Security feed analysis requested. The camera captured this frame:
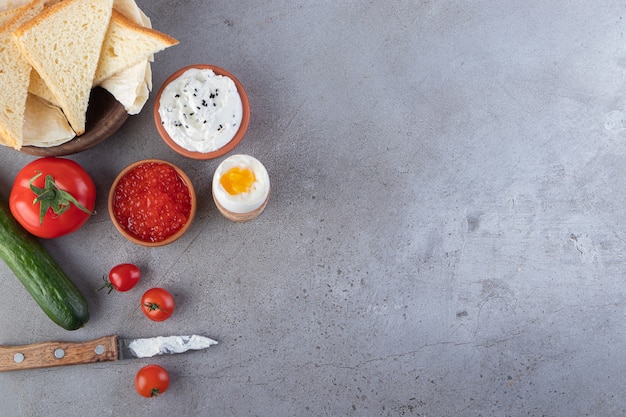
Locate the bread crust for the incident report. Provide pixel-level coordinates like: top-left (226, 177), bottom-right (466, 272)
top-left (12, 0), bottom-right (115, 135)
top-left (110, 9), bottom-right (178, 47)
top-left (10, 0), bottom-right (64, 36)
top-left (93, 9), bottom-right (178, 85)
top-left (0, 0), bottom-right (44, 149)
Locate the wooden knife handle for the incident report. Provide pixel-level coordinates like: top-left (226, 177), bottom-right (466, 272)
top-left (0, 335), bottom-right (119, 372)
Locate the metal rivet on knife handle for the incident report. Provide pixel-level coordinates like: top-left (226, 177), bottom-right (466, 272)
top-left (94, 345), bottom-right (105, 355)
top-left (54, 349), bottom-right (65, 359)
top-left (13, 353), bottom-right (24, 363)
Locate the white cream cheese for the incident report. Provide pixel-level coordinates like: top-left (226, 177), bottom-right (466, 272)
top-left (158, 68), bottom-right (243, 153)
top-left (128, 335), bottom-right (218, 358)
top-left (212, 154), bottom-right (270, 214)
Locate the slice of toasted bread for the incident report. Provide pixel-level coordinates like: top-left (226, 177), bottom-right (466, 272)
top-left (0, 0), bottom-right (43, 149)
top-left (12, 0), bottom-right (114, 135)
top-left (93, 9), bottom-right (178, 86)
top-left (100, 0), bottom-right (154, 115)
top-left (27, 1), bottom-right (177, 117)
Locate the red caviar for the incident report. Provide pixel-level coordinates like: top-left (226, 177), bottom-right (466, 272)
top-left (113, 162), bottom-right (192, 243)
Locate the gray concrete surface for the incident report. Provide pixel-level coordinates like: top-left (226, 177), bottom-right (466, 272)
top-left (0, 0), bottom-right (625, 415)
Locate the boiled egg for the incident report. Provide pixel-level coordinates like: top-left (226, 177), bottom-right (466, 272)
top-left (212, 154), bottom-right (270, 215)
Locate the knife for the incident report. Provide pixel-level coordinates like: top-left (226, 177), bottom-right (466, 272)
top-left (0, 335), bottom-right (217, 372)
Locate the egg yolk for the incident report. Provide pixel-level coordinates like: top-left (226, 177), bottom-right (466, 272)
top-left (220, 166), bottom-right (256, 195)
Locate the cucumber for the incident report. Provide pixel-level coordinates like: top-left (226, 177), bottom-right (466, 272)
top-left (0, 200), bottom-right (89, 330)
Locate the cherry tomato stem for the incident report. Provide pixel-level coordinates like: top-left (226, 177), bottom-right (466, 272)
top-left (141, 288), bottom-right (175, 321)
top-left (144, 302), bottom-right (169, 313)
top-left (135, 364), bottom-right (170, 398)
top-left (98, 275), bottom-right (116, 294)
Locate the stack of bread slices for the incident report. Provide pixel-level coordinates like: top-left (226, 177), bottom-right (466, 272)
top-left (0, 0), bottom-right (178, 150)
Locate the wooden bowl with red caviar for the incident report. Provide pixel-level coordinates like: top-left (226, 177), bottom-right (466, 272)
top-left (153, 64), bottom-right (250, 160)
top-left (108, 159), bottom-right (197, 246)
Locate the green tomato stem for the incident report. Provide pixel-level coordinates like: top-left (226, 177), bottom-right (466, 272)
top-left (97, 276), bottom-right (115, 294)
top-left (29, 173), bottom-right (95, 225)
top-left (144, 302), bottom-right (168, 313)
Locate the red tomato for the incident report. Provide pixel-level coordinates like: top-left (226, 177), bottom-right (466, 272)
top-left (9, 157), bottom-right (96, 238)
top-left (135, 364), bottom-right (170, 398)
top-left (141, 288), bottom-right (175, 321)
top-left (100, 263), bottom-right (141, 293)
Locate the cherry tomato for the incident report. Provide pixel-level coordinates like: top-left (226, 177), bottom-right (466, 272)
top-left (100, 263), bottom-right (141, 293)
top-left (135, 364), bottom-right (170, 398)
top-left (9, 157), bottom-right (96, 238)
top-left (141, 288), bottom-right (175, 321)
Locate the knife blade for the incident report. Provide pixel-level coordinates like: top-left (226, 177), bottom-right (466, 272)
top-left (0, 335), bottom-right (217, 372)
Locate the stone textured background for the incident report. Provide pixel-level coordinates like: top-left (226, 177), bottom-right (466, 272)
top-left (0, 1), bottom-right (625, 415)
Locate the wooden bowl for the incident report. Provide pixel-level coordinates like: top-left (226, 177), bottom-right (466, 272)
top-left (154, 64), bottom-right (250, 160)
top-left (20, 87), bottom-right (129, 156)
top-left (108, 159), bottom-right (197, 247)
